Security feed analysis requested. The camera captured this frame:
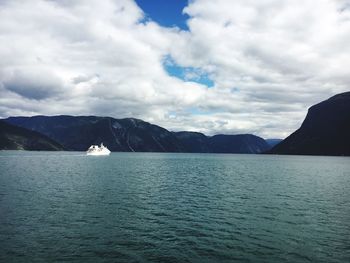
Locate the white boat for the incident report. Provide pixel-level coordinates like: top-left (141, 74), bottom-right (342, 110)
top-left (86, 143), bottom-right (111, 156)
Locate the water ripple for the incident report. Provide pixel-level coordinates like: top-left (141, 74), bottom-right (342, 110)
top-left (0, 152), bottom-right (349, 262)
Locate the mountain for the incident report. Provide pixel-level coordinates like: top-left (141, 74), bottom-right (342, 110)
top-left (208, 134), bottom-right (270, 154)
top-left (4, 115), bottom-right (269, 153)
top-left (173, 132), bottom-right (269, 153)
top-left (4, 116), bottom-right (184, 152)
top-left (268, 92), bottom-right (350, 156)
top-left (0, 120), bottom-right (64, 151)
top-left (265, 139), bottom-right (283, 148)
top-left (173, 131), bottom-right (211, 153)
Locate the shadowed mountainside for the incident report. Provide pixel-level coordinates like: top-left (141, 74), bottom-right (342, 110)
top-left (5, 116), bottom-right (183, 152)
top-left (208, 134), bottom-right (269, 154)
top-left (0, 120), bottom-right (64, 150)
top-left (4, 115), bottom-right (270, 153)
top-left (173, 132), bottom-right (269, 154)
top-left (265, 139), bottom-right (283, 148)
top-left (173, 131), bottom-right (211, 153)
top-left (268, 92), bottom-right (350, 156)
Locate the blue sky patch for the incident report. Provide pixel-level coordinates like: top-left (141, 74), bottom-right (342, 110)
top-left (135, 0), bottom-right (190, 30)
top-left (163, 56), bottom-right (214, 88)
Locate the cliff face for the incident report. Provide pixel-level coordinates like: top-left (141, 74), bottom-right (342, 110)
top-left (5, 116), bottom-right (269, 153)
top-left (269, 92), bottom-right (350, 156)
top-left (0, 120), bottom-right (64, 151)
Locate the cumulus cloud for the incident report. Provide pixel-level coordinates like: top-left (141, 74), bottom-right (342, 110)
top-left (181, 0), bottom-right (350, 90)
top-left (3, 69), bottom-right (63, 100)
top-left (0, 0), bottom-right (349, 138)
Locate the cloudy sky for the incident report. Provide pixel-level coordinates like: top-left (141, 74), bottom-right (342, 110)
top-left (0, 0), bottom-right (349, 138)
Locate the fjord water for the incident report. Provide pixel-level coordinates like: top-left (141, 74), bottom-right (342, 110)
top-left (0, 152), bottom-right (349, 262)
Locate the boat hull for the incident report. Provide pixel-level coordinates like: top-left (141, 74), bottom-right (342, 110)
top-left (86, 151), bottom-right (110, 156)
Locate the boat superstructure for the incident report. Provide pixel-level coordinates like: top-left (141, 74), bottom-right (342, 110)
top-left (86, 143), bottom-right (111, 156)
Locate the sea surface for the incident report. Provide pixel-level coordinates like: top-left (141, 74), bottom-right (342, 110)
top-left (0, 151), bottom-right (349, 262)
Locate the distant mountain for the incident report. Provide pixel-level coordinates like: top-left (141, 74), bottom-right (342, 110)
top-left (174, 132), bottom-right (269, 153)
top-left (265, 139), bottom-right (283, 148)
top-left (208, 134), bottom-right (270, 154)
top-left (173, 131), bottom-right (211, 153)
top-left (5, 116), bottom-right (184, 152)
top-left (4, 115), bottom-right (269, 153)
top-left (0, 120), bottom-right (64, 151)
top-left (268, 92), bottom-right (350, 156)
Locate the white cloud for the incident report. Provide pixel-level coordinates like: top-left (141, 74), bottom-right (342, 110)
top-left (3, 68), bottom-right (63, 100)
top-left (0, 0), bottom-right (349, 138)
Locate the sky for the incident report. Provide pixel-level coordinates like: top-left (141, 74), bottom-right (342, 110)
top-left (0, 0), bottom-right (349, 139)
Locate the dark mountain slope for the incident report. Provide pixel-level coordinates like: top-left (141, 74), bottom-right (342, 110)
top-left (5, 116), bottom-right (184, 152)
top-left (208, 134), bottom-right (270, 154)
top-left (174, 132), bottom-right (269, 154)
top-left (5, 115), bottom-right (270, 153)
top-left (269, 92), bottom-right (350, 156)
top-left (173, 131), bottom-right (211, 153)
top-left (0, 120), bottom-right (64, 150)
top-left (265, 139), bottom-right (283, 148)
